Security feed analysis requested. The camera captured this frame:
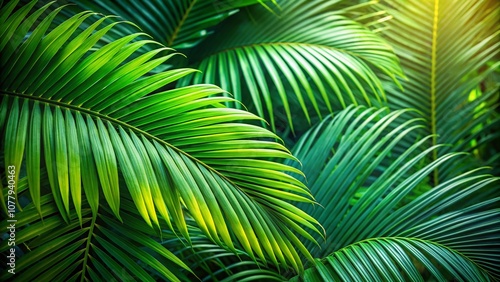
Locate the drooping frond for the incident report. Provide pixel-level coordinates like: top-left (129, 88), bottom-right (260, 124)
top-left (0, 1), bottom-right (321, 277)
top-left (179, 0), bottom-right (403, 132)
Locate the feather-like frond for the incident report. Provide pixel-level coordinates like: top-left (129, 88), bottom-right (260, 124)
top-left (0, 1), bottom-right (321, 278)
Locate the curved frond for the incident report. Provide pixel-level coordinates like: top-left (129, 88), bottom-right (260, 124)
top-left (295, 237), bottom-right (493, 282)
top-left (0, 0), bottom-right (320, 275)
top-left (61, 0), bottom-right (274, 50)
top-left (180, 0), bottom-right (403, 132)
top-left (288, 106), bottom-right (499, 280)
top-left (379, 0), bottom-right (500, 181)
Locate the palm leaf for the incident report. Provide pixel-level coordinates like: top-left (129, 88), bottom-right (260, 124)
top-left (179, 0), bottom-right (404, 133)
top-left (379, 0), bottom-right (500, 182)
top-left (0, 0), bottom-right (321, 275)
top-left (288, 106), bottom-right (499, 280)
top-left (56, 0), bottom-right (275, 50)
top-left (0, 176), bottom-right (192, 281)
top-left (294, 236), bottom-right (495, 282)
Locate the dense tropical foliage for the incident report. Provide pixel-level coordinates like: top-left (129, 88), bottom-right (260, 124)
top-left (0, 0), bottom-right (498, 281)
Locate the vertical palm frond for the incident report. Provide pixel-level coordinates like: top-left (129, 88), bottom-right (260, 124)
top-left (380, 0), bottom-right (500, 181)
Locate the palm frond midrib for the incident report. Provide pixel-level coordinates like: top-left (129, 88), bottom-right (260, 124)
top-left (78, 213), bottom-right (97, 281)
top-left (167, 0), bottom-right (197, 46)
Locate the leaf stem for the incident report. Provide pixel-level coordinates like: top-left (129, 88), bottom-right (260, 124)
top-left (80, 213), bottom-right (97, 282)
top-left (167, 0), bottom-right (197, 46)
top-left (431, 0), bottom-right (439, 186)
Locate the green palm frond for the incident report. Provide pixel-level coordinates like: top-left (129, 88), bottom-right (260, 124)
top-left (60, 0), bottom-right (275, 50)
top-left (0, 0), bottom-right (321, 276)
top-left (290, 106), bottom-right (431, 256)
top-left (287, 106), bottom-right (499, 281)
top-left (0, 178), bottom-right (191, 281)
top-left (179, 0), bottom-right (404, 133)
top-left (295, 236), bottom-right (495, 281)
top-left (379, 0), bottom-right (500, 181)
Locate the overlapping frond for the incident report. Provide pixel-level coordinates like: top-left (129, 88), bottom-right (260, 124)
top-left (0, 0), bottom-right (321, 275)
top-left (63, 0), bottom-right (273, 50)
top-left (161, 220), bottom-right (288, 281)
top-left (0, 177), bottom-right (191, 281)
top-left (289, 106), bottom-right (430, 256)
top-left (379, 0), bottom-right (500, 181)
top-left (179, 0), bottom-right (403, 132)
top-left (287, 106), bottom-right (499, 280)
